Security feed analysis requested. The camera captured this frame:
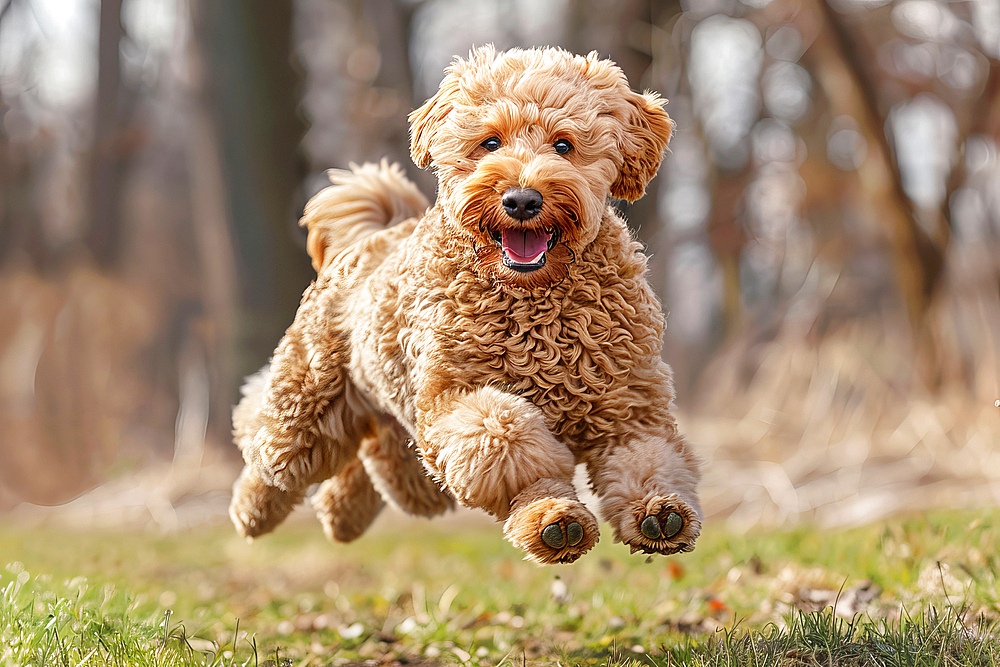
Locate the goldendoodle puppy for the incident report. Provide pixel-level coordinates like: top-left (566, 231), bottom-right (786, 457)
top-left (230, 45), bottom-right (702, 564)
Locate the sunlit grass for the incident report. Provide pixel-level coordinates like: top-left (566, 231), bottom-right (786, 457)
top-left (643, 607), bottom-right (1000, 667)
top-left (1, 508), bottom-right (998, 665)
top-left (0, 566), bottom-right (256, 666)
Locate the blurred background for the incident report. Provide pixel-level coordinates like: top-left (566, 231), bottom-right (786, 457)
top-left (0, 0), bottom-right (997, 530)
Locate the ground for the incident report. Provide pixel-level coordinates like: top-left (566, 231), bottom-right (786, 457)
top-left (1, 503), bottom-right (998, 666)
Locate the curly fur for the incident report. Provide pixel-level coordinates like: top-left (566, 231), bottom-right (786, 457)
top-left (230, 46), bottom-right (702, 564)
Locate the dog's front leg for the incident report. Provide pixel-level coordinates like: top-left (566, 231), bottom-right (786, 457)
top-left (586, 431), bottom-right (703, 556)
top-left (416, 385), bottom-right (599, 563)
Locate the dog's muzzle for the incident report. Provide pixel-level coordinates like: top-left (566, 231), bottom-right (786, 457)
top-left (492, 187), bottom-right (558, 272)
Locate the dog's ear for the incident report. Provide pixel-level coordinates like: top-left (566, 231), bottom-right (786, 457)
top-left (610, 91), bottom-right (674, 202)
top-left (409, 76), bottom-right (460, 169)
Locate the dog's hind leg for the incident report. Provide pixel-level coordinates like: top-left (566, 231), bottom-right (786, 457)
top-left (230, 465), bottom-right (308, 539)
top-left (230, 368), bottom-right (308, 539)
top-left (310, 418), bottom-right (453, 542)
top-left (311, 450), bottom-right (385, 542)
top-left (230, 284), bottom-right (371, 540)
top-left (360, 418), bottom-right (454, 518)
top-left (417, 385), bottom-right (599, 564)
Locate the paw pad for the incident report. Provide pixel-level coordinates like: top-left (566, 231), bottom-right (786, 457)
top-left (566, 521), bottom-right (584, 546)
top-left (503, 495), bottom-right (599, 565)
top-left (640, 511), bottom-right (683, 540)
top-left (624, 494), bottom-right (700, 555)
top-left (542, 521), bottom-right (584, 549)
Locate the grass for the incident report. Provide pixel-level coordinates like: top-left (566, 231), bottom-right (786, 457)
top-left (1, 508), bottom-right (998, 666)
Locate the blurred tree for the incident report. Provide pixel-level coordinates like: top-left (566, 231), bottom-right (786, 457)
top-left (0, 86), bottom-right (15, 265)
top-left (192, 0), bottom-right (312, 386)
top-left (0, 0), bottom-right (47, 271)
top-left (362, 0), bottom-right (421, 161)
top-left (809, 0), bottom-right (945, 327)
top-left (563, 0), bottom-right (684, 324)
top-left (0, 0), bottom-right (8, 261)
top-left (85, 0), bottom-right (132, 269)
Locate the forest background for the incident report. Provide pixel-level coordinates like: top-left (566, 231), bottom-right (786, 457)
top-left (1, 0), bottom-right (998, 531)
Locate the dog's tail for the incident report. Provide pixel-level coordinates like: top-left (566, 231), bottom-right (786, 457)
top-left (300, 159), bottom-right (430, 272)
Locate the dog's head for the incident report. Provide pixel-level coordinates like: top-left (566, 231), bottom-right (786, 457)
top-left (410, 45), bottom-right (673, 287)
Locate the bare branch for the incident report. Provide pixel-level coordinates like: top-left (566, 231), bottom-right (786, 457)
top-left (801, 0), bottom-right (945, 328)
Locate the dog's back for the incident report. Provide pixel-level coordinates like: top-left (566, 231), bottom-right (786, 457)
top-left (301, 160), bottom-right (429, 272)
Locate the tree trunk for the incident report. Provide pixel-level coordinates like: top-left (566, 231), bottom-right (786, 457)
top-left (804, 0), bottom-right (946, 329)
top-left (86, 0), bottom-right (128, 269)
top-left (192, 0), bottom-right (312, 385)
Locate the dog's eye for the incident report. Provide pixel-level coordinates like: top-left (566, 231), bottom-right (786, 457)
top-left (481, 137), bottom-right (502, 152)
top-left (553, 139), bottom-right (573, 155)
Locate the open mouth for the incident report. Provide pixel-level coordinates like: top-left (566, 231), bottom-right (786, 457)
top-left (489, 227), bottom-right (559, 273)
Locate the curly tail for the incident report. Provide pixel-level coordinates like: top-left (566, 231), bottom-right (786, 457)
top-left (300, 160), bottom-right (430, 272)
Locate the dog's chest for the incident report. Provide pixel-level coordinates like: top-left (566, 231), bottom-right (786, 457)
top-left (443, 279), bottom-right (664, 445)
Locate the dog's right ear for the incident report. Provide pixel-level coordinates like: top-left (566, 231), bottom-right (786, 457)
top-left (409, 76), bottom-right (460, 169)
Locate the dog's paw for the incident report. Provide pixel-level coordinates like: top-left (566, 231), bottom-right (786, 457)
top-left (230, 467), bottom-right (303, 540)
top-left (621, 493), bottom-right (700, 556)
top-left (503, 497), bottom-right (599, 564)
top-left (311, 460), bottom-right (385, 543)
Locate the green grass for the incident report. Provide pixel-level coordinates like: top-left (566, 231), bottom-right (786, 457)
top-left (1, 509), bottom-right (998, 666)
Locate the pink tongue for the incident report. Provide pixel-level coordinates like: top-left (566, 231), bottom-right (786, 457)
top-left (501, 228), bottom-right (551, 263)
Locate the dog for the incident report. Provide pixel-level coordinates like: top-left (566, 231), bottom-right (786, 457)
top-left (229, 45), bottom-right (702, 564)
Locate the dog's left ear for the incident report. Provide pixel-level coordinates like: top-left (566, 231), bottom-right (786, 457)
top-left (611, 91), bottom-right (674, 202)
top-left (409, 77), bottom-right (460, 169)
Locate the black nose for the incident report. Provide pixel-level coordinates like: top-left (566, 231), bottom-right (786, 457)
top-left (502, 188), bottom-right (543, 220)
